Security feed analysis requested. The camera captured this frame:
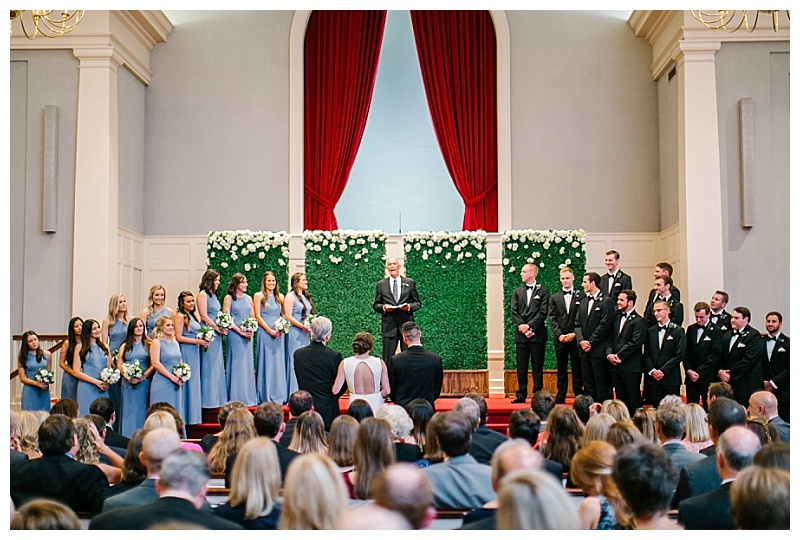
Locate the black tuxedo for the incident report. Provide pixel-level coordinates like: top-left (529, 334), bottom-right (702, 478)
top-left (388, 345), bottom-right (443, 408)
top-left (763, 333), bottom-right (790, 421)
top-left (547, 288), bottom-right (583, 401)
top-left (104, 426), bottom-right (130, 450)
top-left (10, 454), bottom-right (111, 514)
top-left (293, 341), bottom-right (344, 429)
top-left (226, 441), bottom-right (299, 487)
top-left (643, 293), bottom-right (684, 328)
top-left (469, 426), bottom-right (508, 465)
top-left (373, 276), bottom-right (421, 361)
top-left (674, 451), bottom-right (720, 506)
top-left (510, 282), bottom-right (550, 397)
top-left (684, 322), bottom-right (723, 409)
top-left (709, 310), bottom-right (732, 333)
top-left (90, 496), bottom-right (243, 530)
top-left (643, 322), bottom-right (686, 407)
top-left (574, 292), bottom-right (615, 402)
top-left (606, 309), bottom-right (646, 414)
top-left (278, 417), bottom-right (297, 448)
top-left (719, 325), bottom-right (763, 407)
top-left (678, 482), bottom-right (735, 530)
top-left (599, 269), bottom-right (632, 302)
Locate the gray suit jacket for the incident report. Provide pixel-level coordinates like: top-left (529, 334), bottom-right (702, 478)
top-left (102, 478), bottom-right (158, 512)
top-left (769, 416), bottom-right (790, 444)
top-left (663, 441), bottom-right (704, 478)
top-left (422, 454), bottom-right (494, 510)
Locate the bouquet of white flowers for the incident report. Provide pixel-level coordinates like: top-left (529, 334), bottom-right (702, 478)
top-left (121, 360), bottom-right (144, 388)
top-left (99, 366), bottom-right (121, 385)
top-left (35, 367), bottom-right (55, 393)
top-left (240, 317), bottom-right (258, 340)
top-left (196, 325), bottom-right (216, 351)
top-left (273, 316), bottom-right (291, 335)
top-left (215, 312), bottom-right (233, 331)
top-left (172, 362), bottom-right (191, 390)
top-left (304, 314), bottom-right (320, 332)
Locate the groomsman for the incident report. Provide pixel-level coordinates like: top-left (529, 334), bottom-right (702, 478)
top-left (643, 300), bottom-right (687, 408)
top-left (684, 302), bottom-right (723, 410)
top-left (606, 289), bottom-right (646, 415)
top-left (510, 264), bottom-right (550, 403)
top-left (373, 258), bottom-right (422, 361)
top-left (762, 311), bottom-right (790, 421)
top-left (709, 291), bottom-right (732, 332)
top-left (643, 262), bottom-right (681, 320)
top-left (547, 267), bottom-right (583, 403)
top-left (574, 272), bottom-right (615, 403)
top-left (644, 275), bottom-right (684, 328)
top-left (599, 250), bottom-right (633, 302)
top-left (717, 307), bottom-right (763, 407)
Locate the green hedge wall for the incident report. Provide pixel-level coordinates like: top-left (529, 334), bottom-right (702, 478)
top-left (502, 230), bottom-right (587, 370)
top-left (404, 231), bottom-right (487, 370)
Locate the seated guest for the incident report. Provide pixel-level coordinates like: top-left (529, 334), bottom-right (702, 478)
top-left (600, 399), bottom-right (631, 423)
top-left (422, 410), bottom-right (494, 510)
top-left (570, 441), bottom-right (633, 530)
top-left (540, 406), bottom-right (584, 478)
top-left (413, 411), bottom-right (446, 468)
top-left (707, 381), bottom-right (735, 404)
top-left (376, 404), bottom-right (422, 463)
top-left (279, 453), bottom-right (348, 530)
top-left (11, 414), bottom-right (111, 514)
top-left (10, 499), bottom-right (81, 530)
top-left (335, 504), bottom-right (412, 529)
top-left (506, 409), bottom-right (563, 479)
top-left (144, 402), bottom-right (184, 437)
top-left (453, 397), bottom-right (503, 464)
top-left (730, 465), bottom-right (790, 530)
top-left (213, 438), bottom-right (283, 529)
top-left (280, 390), bottom-right (314, 447)
top-left (49, 398), bottom-right (79, 419)
top-left (345, 417), bottom-right (395, 499)
top-left (102, 427), bottom-right (181, 511)
top-left (632, 407), bottom-right (659, 444)
top-left (199, 400), bottom-right (247, 453)
top-left (89, 397), bottom-right (129, 451)
top-left (90, 449), bottom-right (243, 529)
top-left (582, 413), bottom-right (615, 444)
top-left (746, 415), bottom-right (780, 446)
top-left (655, 404), bottom-right (704, 478)
top-left (405, 398), bottom-right (434, 452)
top-left (10, 411), bottom-right (28, 465)
top-left (747, 391), bottom-right (789, 443)
top-left (465, 392), bottom-right (508, 445)
top-left (108, 429), bottom-right (147, 496)
top-left (572, 394), bottom-right (595, 425)
top-left (374, 463), bottom-right (436, 530)
top-left (681, 403), bottom-right (713, 453)
top-left (80, 415), bottom-right (125, 482)
top-left (753, 441), bottom-right (790, 471)
top-left (142, 410), bottom-right (178, 434)
top-left (327, 414), bottom-right (358, 473)
top-left (530, 390), bottom-right (555, 447)
top-left (207, 407), bottom-right (256, 474)
top-left (287, 410), bottom-right (328, 455)
top-left (607, 421), bottom-right (646, 450)
top-left (17, 411), bottom-right (43, 460)
top-left (495, 469), bottom-right (580, 529)
top-left (345, 398), bottom-right (374, 423)
top-left (612, 443), bottom-right (681, 530)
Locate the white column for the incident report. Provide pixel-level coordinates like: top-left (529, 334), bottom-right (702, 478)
top-left (675, 40), bottom-right (724, 307)
top-left (71, 47), bottom-right (122, 318)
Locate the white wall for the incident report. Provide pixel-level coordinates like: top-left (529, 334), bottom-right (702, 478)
top-left (118, 66), bottom-right (146, 234)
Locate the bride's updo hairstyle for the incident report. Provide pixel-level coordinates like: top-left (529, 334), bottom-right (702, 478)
top-left (351, 332), bottom-right (373, 355)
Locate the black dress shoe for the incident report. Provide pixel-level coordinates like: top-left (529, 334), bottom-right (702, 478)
top-left (511, 396), bottom-right (526, 404)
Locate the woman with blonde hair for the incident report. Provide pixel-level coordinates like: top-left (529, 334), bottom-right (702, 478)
top-left (74, 416), bottom-right (123, 484)
top-left (328, 415), bottom-right (358, 472)
top-left (10, 500), bottom-right (81, 530)
top-left (212, 437), bottom-right (283, 529)
top-left (496, 469), bottom-right (580, 529)
top-left (17, 411), bottom-right (43, 459)
top-left (254, 271), bottom-right (287, 404)
top-left (140, 284), bottom-right (173, 338)
top-left (344, 417), bottom-right (395, 499)
top-left (174, 290), bottom-right (210, 425)
top-left (288, 410), bottom-right (328, 455)
top-left (632, 408), bottom-right (659, 444)
top-left (279, 453), bottom-right (347, 530)
top-left (681, 403), bottom-right (713, 452)
top-left (583, 413), bottom-right (615, 445)
top-left (147, 317), bottom-right (186, 424)
top-left (143, 410), bottom-right (179, 435)
top-left (600, 399), bottom-right (631, 423)
top-left (607, 421), bottom-right (646, 450)
top-left (207, 407), bottom-right (257, 474)
top-left (283, 272), bottom-right (315, 396)
top-left (376, 404), bottom-right (422, 462)
top-left (570, 440), bottom-right (633, 529)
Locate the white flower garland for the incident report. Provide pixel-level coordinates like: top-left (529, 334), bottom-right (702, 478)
top-left (206, 230), bottom-right (290, 269)
top-left (403, 230), bottom-right (487, 267)
top-left (303, 229), bottom-right (387, 265)
top-left (500, 229), bottom-right (586, 273)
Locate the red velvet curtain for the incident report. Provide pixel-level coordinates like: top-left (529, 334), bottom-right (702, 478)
top-left (304, 10), bottom-right (387, 230)
top-left (410, 11), bottom-right (498, 232)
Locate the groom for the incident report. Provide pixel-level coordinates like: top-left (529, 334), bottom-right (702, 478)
top-left (373, 258), bottom-right (422, 361)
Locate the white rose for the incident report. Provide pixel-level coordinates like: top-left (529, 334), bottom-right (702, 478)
top-left (244, 263), bottom-right (251, 271)
top-left (259, 252), bottom-right (265, 259)
top-left (478, 253), bottom-right (486, 260)
top-left (445, 252), bottom-right (452, 260)
top-left (221, 262), bottom-right (229, 268)
top-left (503, 258), bottom-right (509, 265)
top-left (435, 246), bottom-right (443, 254)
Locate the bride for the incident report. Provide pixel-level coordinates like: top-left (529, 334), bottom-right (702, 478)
top-left (332, 332), bottom-right (390, 415)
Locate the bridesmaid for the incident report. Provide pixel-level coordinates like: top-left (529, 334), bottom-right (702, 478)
top-left (17, 331), bottom-right (52, 412)
top-left (148, 315), bottom-right (186, 426)
top-left (283, 272), bottom-right (315, 397)
top-left (197, 269), bottom-right (228, 408)
top-left (58, 317), bottom-right (83, 401)
top-left (73, 319), bottom-right (111, 417)
top-left (140, 284), bottom-right (173, 338)
top-left (222, 273), bottom-right (258, 406)
top-left (174, 291), bottom-right (209, 425)
top-left (116, 318), bottom-right (154, 437)
top-left (102, 293), bottom-right (128, 420)
top-left (254, 271), bottom-right (287, 404)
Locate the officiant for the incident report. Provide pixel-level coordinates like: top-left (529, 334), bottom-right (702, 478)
top-left (373, 258), bottom-right (422, 361)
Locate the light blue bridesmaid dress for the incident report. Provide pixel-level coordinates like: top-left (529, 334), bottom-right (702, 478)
top-left (179, 314), bottom-right (203, 425)
top-left (226, 294), bottom-right (258, 406)
top-left (118, 341), bottom-right (151, 438)
top-left (284, 291), bottom-right (311, 397)
top-left (106, 318), bottom-right (127, 421)
top-left (20, 352), bottom-right (51, 412)
top-left (200, 291), bottom-right (228, 408)
top-left (76, 344), bottom-right (110, 417)
top-left (145, 306), bottom-right (171, 338)
top-left (60, 345), bottom-right (79, 401)
top-left (148, 338), bottom-right (186, 424)
top-left (256, 294), bottom-right (287, 404)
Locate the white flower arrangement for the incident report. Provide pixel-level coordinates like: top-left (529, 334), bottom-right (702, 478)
top-left (172, 362), bottom-right (191, 389)
top-left (121, 360), bottom-right (144, 387)
top-left (303, 313), bottom-right (320, 331)
top-left (273, 316), bottom-right (291, 334)
top-left (99, 366), bottom-right (121, 385)
top-left (302, 230), bottom-right (387, 266)
top-left (240, 317), bottom-right (258, 334)
top-left (402, 230), bottom-right (487, 269)
top-left (500, 229), bottom-right (586, 273)
top-left (35, 367), bottom-right (55, 387)
top-left (196, 325), bottom-right (216, 351)
top-left (206, 230), bottom-right (290, 269)
top-left (215, 312), bottom-right (233, 330)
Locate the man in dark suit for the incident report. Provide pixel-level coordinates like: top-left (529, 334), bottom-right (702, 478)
top-left (10, 414), bottom-right (111, 514)
top-left (599, 249), bottom-right (632, 302)
top-left (279, 390), bottom-right (313, 447)
top-left (643, 300), bottom-right (686, 408)
top-left (373, 257), bottom-right (422, 361)
top-left (684, 302), bottom-right (723, 410)
top-left (678, 426), bottom-right (760, 530)
top-left (454, 397), bottom-right (504, 465)
top-left (226, 401), bottom-right (299, 486)
top-left (547, 267), bottom-right (583, 402)
top-left (293, 317), bottom-right (343, 430)
top-left (762, 311), bottom-right (790, 421)
top-left (510, 263), bottom-right (550, 403)
top-left (643, 262), bottom-right (682, 314)
top-left (102, 427), bottom-right (181, 511)
top-left (718, 306), bottom-right (764, 407)
top-left (656, 405), bottom-right (704, 479)
top-left (709, 290), bottom-right (732, 333)
top-left (388, 321), bottom-right (443, 408)
top-left (506, 409), bottom-right (564, 480)
top-left (574, 272), bottom-right (615, 403)
top-left (606, 289), bottom-right (646, 415)
top-left (90, 396), bottom-right (129, 455)
top-left (643, 275), bottom-right (684, 328)
top-left (90, 449), bottom-right (242, 530)
top-left (748, 391), bottom-right (790, 444)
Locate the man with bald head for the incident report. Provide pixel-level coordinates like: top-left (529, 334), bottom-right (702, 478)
top-left (748, 391), bottom-right (789, 443)
top-left (678, 426), bottom-right (761, 529)
top-left (374, 463), bottom-right (436, 529)
top-left (373, 257), bottom-right (421, 361)
top-left (101, 427), bottom-right (181, 511)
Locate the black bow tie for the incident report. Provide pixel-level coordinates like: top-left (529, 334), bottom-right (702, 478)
top-left (526, 285), bottom-right (534, 291)
top-left (767, 335), bottom-right (777, 342)
top-left (659, 325), bottom-right (667, 331)
top-left (563, 290), bottom-right (572, 295)
top-left (732, 330), bottom-right (740, 336)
